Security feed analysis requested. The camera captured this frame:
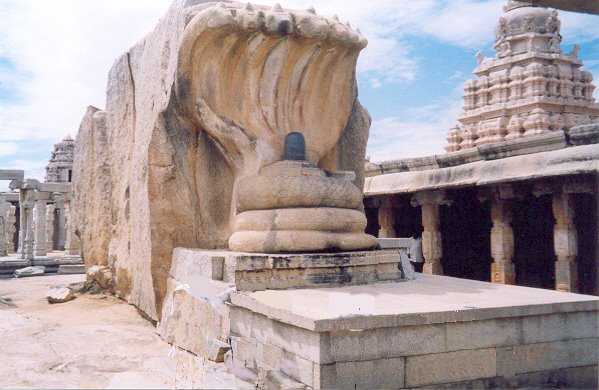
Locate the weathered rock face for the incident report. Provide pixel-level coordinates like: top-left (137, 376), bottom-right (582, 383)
top-left (72, 0), bottom-right (372, 320)
top-left (72, 106), bottom-right (111, 268)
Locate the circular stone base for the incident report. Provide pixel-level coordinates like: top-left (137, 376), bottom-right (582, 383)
top-left (233, 208), bottom-right (367, 233)
top-left (236, 174), bottom-right (363, 212)
top-left (229, 230), bottom-right (378, 253)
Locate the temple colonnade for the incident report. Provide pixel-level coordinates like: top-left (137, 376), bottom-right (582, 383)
top-left (366, 175), bottom-right (598, 295)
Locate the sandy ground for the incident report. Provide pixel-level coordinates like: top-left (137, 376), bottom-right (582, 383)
top-left (0, 274), bottom-right (236, 389)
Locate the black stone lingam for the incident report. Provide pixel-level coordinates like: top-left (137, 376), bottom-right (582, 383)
top-left (284, 132), bottom-right (306, 161)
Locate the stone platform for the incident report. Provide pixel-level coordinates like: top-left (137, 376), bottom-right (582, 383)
top-left (229, 275), bottom-right (599, 389)
top-left (0, 253), bottom-right (83, 276)
top-left (159, 248), bottom-right (599, 389)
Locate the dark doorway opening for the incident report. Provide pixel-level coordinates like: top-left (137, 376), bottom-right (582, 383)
top-left (512, 195), bottom-right (555, 290)
top-left (574, 193), bottom-right (597, 295)
top-left (364, 199), bottom-right (380, 237)
top-left (440, 190), bottom-right (492, 282)
top-left (393, 195), bottom-right (422, 239)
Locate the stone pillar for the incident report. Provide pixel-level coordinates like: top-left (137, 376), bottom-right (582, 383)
top-left (0, 198), bottom-right (9, 256)
top-left (7, 206), bottom-right (16, 254)
top-left (0, 215), bottom-right (6, 257)
top-left (490, 198), bottom-right (515, 284)
top-left (20, 202), bottom-right (34, 262)
top-left (54, 196), bottom-right (66, 251)
top-left (18, 193), bottom-right (26, 256)
top-left (46, 204), bottom-right (56, 252)
top-left (378, 196), bottom-right (397, 238)
top-left (412, 191), bottom-right (449, 275)
top-left (552, 192), bottom-right (578, 293)
top-left (64, 201), bottom-right (80, 256)
top-left (33, 200), bottom-right (47, 257)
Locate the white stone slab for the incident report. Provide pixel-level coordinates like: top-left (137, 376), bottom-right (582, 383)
top-left (230, 274), bottom-right (599, 332)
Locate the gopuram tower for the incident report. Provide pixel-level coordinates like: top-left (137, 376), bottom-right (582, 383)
top-left (45, 135), bottom-right (75, 183)
top-left (446, 0), bottom-right (599, 152)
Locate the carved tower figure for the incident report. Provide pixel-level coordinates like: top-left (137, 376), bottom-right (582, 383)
top-left (446, 1), bottom-right (599, 152)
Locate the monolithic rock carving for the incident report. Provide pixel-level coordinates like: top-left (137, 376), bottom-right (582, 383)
top-left (73, 0), bottom-right (374, 319)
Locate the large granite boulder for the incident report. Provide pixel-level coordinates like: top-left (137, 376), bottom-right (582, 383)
top-left (72, 0), bottom-right (372, 320)
top-left (72, 106), bottom-right (111, 268)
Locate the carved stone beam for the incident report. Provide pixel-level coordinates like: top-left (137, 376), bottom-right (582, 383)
top-left (33, 191), bottom-right (53, 202)
top-left (0, 170), bottom-right (24, 181)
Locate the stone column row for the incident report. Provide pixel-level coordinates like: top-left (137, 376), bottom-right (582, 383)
top-left (376, 192), bottom-right (448, 275)
top-left (487, 184), bottom-right (587, 293)
top-left (375, 184), bottom-right (589, 292)
top-left (13, 190), bottom-right (73, 261)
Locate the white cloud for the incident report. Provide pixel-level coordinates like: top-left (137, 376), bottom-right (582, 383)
top-left (420, 0), bottom-right (504, 49)
top-left (0, 0), bottom-right (437, 150)
top-left (367, 100), bottom-right (463, 162)
top-left (0, 0), bottom-right (172, 143)
top-left (0, 0), bottom-right (597, 169)
top-left (0, 142), bottom-right (17, 157)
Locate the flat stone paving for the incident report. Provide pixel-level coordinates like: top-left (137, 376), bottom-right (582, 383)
top-left (0, 274), bottom-right (235, 389)
top-left (231, 274), bottom-right (599, 332)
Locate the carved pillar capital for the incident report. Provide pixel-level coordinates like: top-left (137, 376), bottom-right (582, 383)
top-left (411, 190), bottom-right (452, 208)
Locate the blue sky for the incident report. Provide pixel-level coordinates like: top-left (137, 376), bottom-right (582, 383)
top-left (1, 0), bottom-right (599, 189)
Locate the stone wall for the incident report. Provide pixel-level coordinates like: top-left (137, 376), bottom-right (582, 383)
top-left (72, 0), bottom-right (371, 320)
top-left (227, 276), bottom-right (599, 389)
top-left (230, 308), bottom-right (598, 388)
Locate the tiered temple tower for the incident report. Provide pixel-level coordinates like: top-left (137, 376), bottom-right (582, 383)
top-left (45, 135), bottom-right (75, 183)
top-left (446, 0), bottom-right (599, 152)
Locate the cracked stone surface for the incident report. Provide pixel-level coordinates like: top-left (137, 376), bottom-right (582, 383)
top-left (0, 275), bottom-right (235, 389)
